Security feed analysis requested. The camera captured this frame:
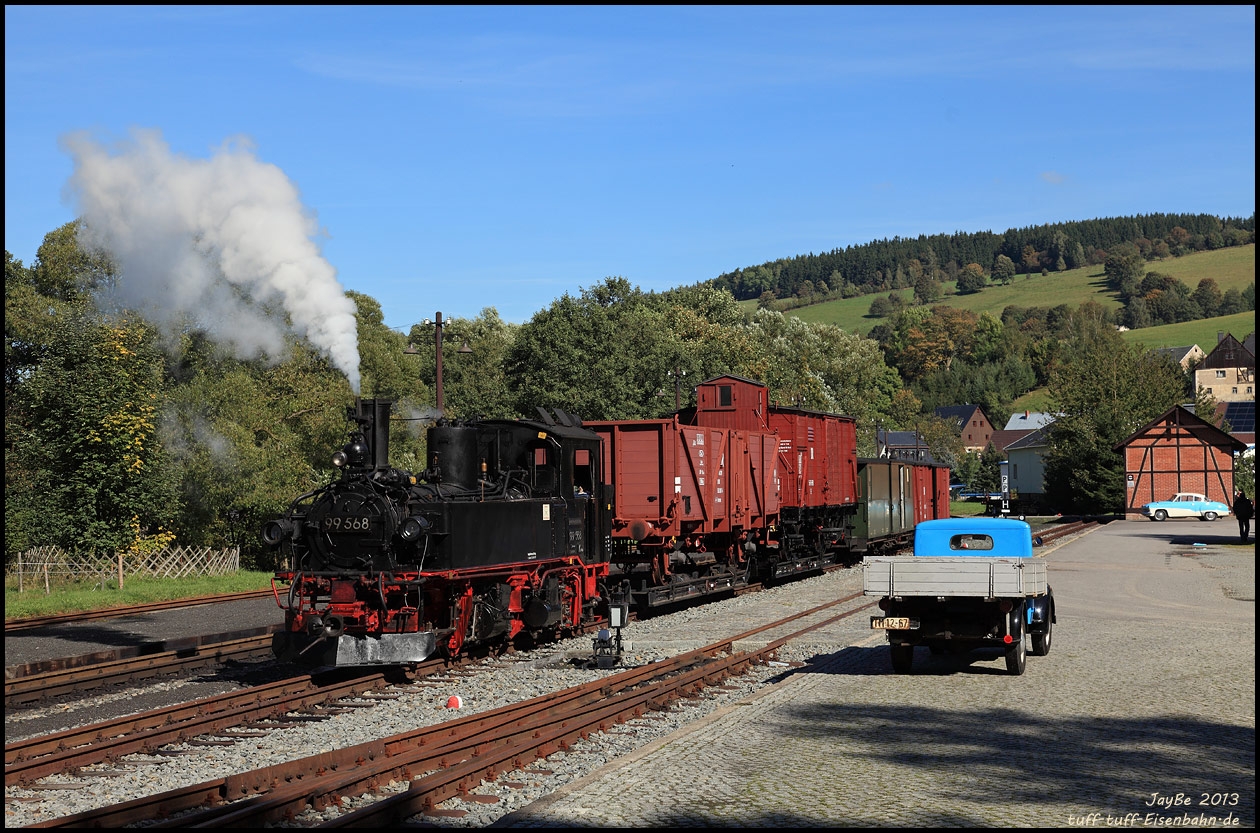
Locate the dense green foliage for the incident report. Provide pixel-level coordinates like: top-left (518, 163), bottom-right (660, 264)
top-left (1041, 306), bottom-right (1190, 514)
top-left (5, 212), bottom-right (1255, 570)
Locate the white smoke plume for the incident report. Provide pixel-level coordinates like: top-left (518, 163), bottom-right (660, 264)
top-left (60, 129), bottom-right (361, 392)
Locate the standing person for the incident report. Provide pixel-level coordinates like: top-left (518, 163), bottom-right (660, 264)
top-left (1233, 490), bottom-right (1253, 543)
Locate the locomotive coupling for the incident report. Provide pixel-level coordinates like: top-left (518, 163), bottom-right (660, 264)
top-left (322, 615), bottom-right (346, 638)
top-left (304, 614), bottom-right (346, 639)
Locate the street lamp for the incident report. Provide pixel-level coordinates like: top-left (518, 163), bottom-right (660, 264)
top-left (404, 312), bottom-right (473, 414)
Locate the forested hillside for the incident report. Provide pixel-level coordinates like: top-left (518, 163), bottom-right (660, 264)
top-left (713, 212), bottom-right (1254, 308)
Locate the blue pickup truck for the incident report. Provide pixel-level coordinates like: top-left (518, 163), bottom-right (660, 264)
top-left (862, 518), bottom-right (1055, 676)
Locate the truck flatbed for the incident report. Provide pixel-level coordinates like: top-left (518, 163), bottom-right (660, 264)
top-left (863, 555), bottom-right (1048, 598)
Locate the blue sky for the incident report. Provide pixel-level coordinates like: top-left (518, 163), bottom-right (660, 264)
top-left (6, 6), bottom-right (1256, 335)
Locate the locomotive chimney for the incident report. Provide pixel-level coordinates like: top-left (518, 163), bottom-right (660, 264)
top-left (369, 400), bottom-right (391, 470)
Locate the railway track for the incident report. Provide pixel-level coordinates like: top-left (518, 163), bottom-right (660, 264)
top-left (5, 625), bottom-right (624, 785)
top-left (1033, 518), bottom-right (1098, 545)
top-left (5, 667), bottom-right (409, 787)
top-left (16, 591), bottom-right (875, 828)
top-left (4, 630), bottom-right (279, 706)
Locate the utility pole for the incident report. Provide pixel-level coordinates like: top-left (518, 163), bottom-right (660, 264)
top-left (404, 312), bottom-right (473, 415)
top-left (404, 312), bottom-right (446, 413)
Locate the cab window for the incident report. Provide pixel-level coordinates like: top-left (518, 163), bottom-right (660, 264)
top-left (949, 534), bottom-right (994, 551)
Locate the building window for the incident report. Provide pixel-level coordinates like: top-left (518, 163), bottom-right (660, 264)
top-left (1216, 370), bottom-right (1226, 378)
top-left (1232, 387), bottom-right (1238, 394)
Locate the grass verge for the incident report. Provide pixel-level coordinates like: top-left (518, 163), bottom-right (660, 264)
top-left (4, 570), bottom-right (275, 621)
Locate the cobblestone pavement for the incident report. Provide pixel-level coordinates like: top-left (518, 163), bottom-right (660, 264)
top-left (497, 521), bottom-right (1255, 828)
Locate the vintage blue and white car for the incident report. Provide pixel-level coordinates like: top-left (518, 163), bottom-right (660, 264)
top-left (1139, 493), bottom-right (1231, 522)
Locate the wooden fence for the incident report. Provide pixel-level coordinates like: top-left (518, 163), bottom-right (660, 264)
top-left (9, 545), bottom-right (241, 593)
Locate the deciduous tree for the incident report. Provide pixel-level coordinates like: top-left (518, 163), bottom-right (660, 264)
top-left (505, 277), bottom-right (682, 420)
top-left (991, 254), bottom-right (1016, 285)
top-left (956, 263), bottom-right (987, 293)
top-left (1103, 243), bottom-right (1146, 298)
top-left (1041, 308), bottom-right (1186, 514)
top-left (913, 273), bottom-right (943, 305)
top-left (9, 311), bottom-right (178, 556)
top-left (1191, 278), bottom-right (1223, 319)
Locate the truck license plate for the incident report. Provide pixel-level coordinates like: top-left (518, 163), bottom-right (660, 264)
top-left (871, 616), bottom-right (915, 630)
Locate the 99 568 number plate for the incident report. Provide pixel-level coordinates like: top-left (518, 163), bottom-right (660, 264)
top-left (870, 616), bottom-right (916, 630)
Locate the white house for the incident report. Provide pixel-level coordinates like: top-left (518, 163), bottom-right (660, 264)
top-left (1005, 426), bottom-right (1051, 507)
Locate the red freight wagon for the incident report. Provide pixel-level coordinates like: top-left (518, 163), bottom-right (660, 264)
top-left (586, 417), bottom-right (780, 545)
top-left (586, 416), bottom-right (780, 607)
top-left (688, 375), bottom-right (859, 510)
top-left (686, 375), bottom-right (860, 559)
top-left (765, 407), bottom-right (859, 510)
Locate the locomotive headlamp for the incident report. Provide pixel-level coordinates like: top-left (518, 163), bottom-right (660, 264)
top-left (399, 515), bottom-right (430, 542)
top-left (332, 450), bottom-right (349, 468)
top-left (261, 519), bottom-right (293, 547)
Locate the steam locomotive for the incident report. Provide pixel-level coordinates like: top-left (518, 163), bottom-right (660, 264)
top-left (263, 375), bottom-right (951, 668)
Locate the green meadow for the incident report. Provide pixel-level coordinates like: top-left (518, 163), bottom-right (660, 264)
top-left (747, 244), bottom-right (1255, 341)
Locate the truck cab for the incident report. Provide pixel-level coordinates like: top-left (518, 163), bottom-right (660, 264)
top-left (912, 517), bottom-right (1034, 558)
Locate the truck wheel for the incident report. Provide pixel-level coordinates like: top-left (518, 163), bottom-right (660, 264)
top-left (1005, 633), bottom-right (1027, 675)
top-left (1005, 609), bottom-right (1027, 675)
top-left (890, 644), bottom-right (914, 674)
top-left (1153, 509), bottom-right (1168, 521)
top-left (1031, 616), bottom-right (1052, 656)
